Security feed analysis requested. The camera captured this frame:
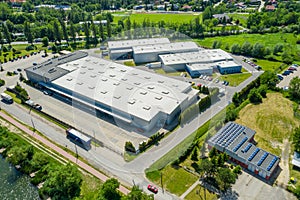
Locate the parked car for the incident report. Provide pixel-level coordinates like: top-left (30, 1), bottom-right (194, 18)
top-left (288, 70), bottom-right (294, 73)
top-left (225, 81), bottom-right (229, 86)
top-left (288, 67), bottom-right (297, 71)
top-left (199, 75), bottom-right (203, 79)
top-left (17, 68), bottom-right (22, 72)
top-left (147, 184), bottom-right (158, 194)
top-left (277, 75), bottom-right (284, 81)
top-left (282, 70), bottom-right (291, 76)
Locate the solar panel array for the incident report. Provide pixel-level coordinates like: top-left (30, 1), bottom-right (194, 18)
top-left (212, 122), bottom-right (246, 148)
top-left (248, 148), bottom-right (260, 161)
top-left (257, 152), bottom-right (269, 166)
top-left (267, 157), bottom-right (278, 171)
top-left (242, 143), bottom-right (252, 153)
top-left (233, 137), bottom-right (248, 152)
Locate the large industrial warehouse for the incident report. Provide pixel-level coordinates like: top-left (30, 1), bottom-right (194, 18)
top-left (108, 38), bottom-right (170, 60)
top-left (159, 49), bottom-right (241, 77)
top-left (25, 51), bottom-right (199, 132)
top-left (208, 122), bottom-right (280, 180)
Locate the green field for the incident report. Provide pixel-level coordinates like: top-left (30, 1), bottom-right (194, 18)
top-left (219, 72), bottom-right (252, 86)
top-left (185, 184), bottom-right (218, 200)
top-left (146, 165), bottom-right (198, 196)
top-left (253, 59), bottom-right (285, 72)
top-left (227, 13), bottom-right (249, 27)
top-left (196, 33), bottom-right (300, 52)
top-left (113, 13), bottom-right (201, 24)
top-left (236, 93), bottom-right (300, 155)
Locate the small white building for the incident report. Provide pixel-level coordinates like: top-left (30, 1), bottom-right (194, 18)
top-left (186, 63), bottom-right (214, 78)
top-left (292, 151), bottom-right (300, 168)
top-left (217, 60), bottom-right (242, 74)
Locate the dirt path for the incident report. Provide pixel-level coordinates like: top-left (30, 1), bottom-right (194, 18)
top-left (276, 139), bottom-right (290, 188)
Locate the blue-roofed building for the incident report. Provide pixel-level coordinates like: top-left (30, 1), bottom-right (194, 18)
top-left (207, 122), bottom-right (280, 180)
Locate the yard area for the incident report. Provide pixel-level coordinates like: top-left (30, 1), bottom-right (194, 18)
top-left (235, 93), bottom-right (300, 155)
top-left (185, 184), bottom-right (218, 200)
top-left (253, 59), bottom-right (285, 72)
top-left (219, 72), bottom-right (251, 86)
top-left (146, 164), bottom-right (198, 196)
top-left (227, 13), bottom-right (249, 27)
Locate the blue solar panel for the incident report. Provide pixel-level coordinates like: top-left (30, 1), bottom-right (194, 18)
top-left (233, 137), bottom-right (248, 152)
top-left (267, 157), bottom-right (278, 171)
top-left (243, 143), bottom-right (252, 153)
top-left (257, 152), bottom-right (269, 166)
top-left (248, 148), bottom-right (260, 161)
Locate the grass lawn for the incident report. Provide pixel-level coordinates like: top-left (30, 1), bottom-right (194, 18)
top-left (79, 174), bottom-right (102, 200)
top-left (147, 165), bottom-right (198, 196)
top-left (4, 91), bottom-right (22, 104)
top-left (227, 13), bottom-right (249, 27)
top-left (123, 60), bottom-right (136, 67)
top-left (219, 72), bottom-right (251, 86)
top-left (0, 44), bottom-right (50, 62)
top-left (185, 184), bottom-right (218, 200)
top-left (129, 13), bottom-right (201, 24)
top-left (195, 33), bottom-right (300, 54)
top-left (236, 93), bottom-right (300, 155)
top-left (253, 59), bottom-right (285, 72)
top-left (155, 68), bottom-right (187, 77)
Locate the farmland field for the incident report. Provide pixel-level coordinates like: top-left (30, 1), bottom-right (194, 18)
top-left (196, 33), bottom-right (300, 51)
top-left (113, 13), bottom-right (201, 24)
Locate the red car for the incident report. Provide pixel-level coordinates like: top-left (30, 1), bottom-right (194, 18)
top-left (147, 184), bottom-right (158, 194)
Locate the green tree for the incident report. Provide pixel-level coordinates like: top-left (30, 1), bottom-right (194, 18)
top-left (42, 37), bottom-right (49, 47)
top-left (90, 20), bottom-right (98, 46)
top-left (289, 77), bottom-right (300, 100)
top-left (107, 19), bottom-right (112, 38)
top-left (99, 21), bottom-right (105, 41)
top-left (24, 21), bottom-right (33, 44)
top-left (69, 22), bottom-right (76, 43)
top-left (41, 163), bottom-right (82, 200)
top-left (241, 42), bottom-right (253, 56)
top-left (273, 44), bottom-right (283, 55)
top-left (2, 22), bottom-right (12, 44)
top-left (83, 22), bottom-right (90, 47)
top-left (123, 185), bottom-right (154, 200)
top-left (231, 43), bottom-right (241, 54)
top-left (216, 168), bottom-right (236, 191)
top-left (53, 20), bottom-right (62, 44)
top-left (282, 50), bottom-right (294, 64)
top-left (248, 88), bottom-right (262, 103)
top-left (59, 19), bottom-right (68, 44)
top-left (292, 127), bottom-right (300, 152)
top-left (199, 159), bottom-right (215, 178)
top-left (191, 147), bottom-right (199, 161)
top-left (258, 84), bottom-right (268, 98)
top-left (209, 147), bottom-right (218, 159)
top-left (251, 42), bottom-right (265, 58)
top-left (97, 178), bottom-right (121, 200)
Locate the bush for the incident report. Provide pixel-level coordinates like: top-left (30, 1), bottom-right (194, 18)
top-left (25, 45), bottom-right (35, 51)
top-left (125, 141), bottom-right (136, 153)
top-left (233, 165), bottom-right (242, 174)
top-left (0, 79), bottom-right (5, 86)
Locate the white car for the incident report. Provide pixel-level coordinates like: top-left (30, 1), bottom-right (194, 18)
top-left (199, 75), bottom-right (203, 79)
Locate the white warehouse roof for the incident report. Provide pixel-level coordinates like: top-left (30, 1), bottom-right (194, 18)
top-left (187, 63), bottom-right (214, 71)
top-left (216, 60), bottom-right (241, 69)
top-left (51, 56), bottom-right (197, 122)
top-left (132, 42), bottom-right (199, 54)
top-left (108, 38), bottom-right (170, 50)
top-left (159, 49), bottom-right (233, 66)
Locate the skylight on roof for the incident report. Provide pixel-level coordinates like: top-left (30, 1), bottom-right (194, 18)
top-left (127, 87), bottom-right (133, 90)
top-left (128, 99), bottom-right (135, 104)
top-left (143, 105), bottom-right (151, 110)
top-left (140, 91), bottom-right (147, 95)
top-left (113, 82), bottom-right (120, 86)
top-left (162, 91), bottom-right (169, 94)
top-left (155, 96), bottom-right (162, 100)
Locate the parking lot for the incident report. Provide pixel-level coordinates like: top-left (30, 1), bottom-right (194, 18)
top-left (277, 65), bottom-right (300, 89)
